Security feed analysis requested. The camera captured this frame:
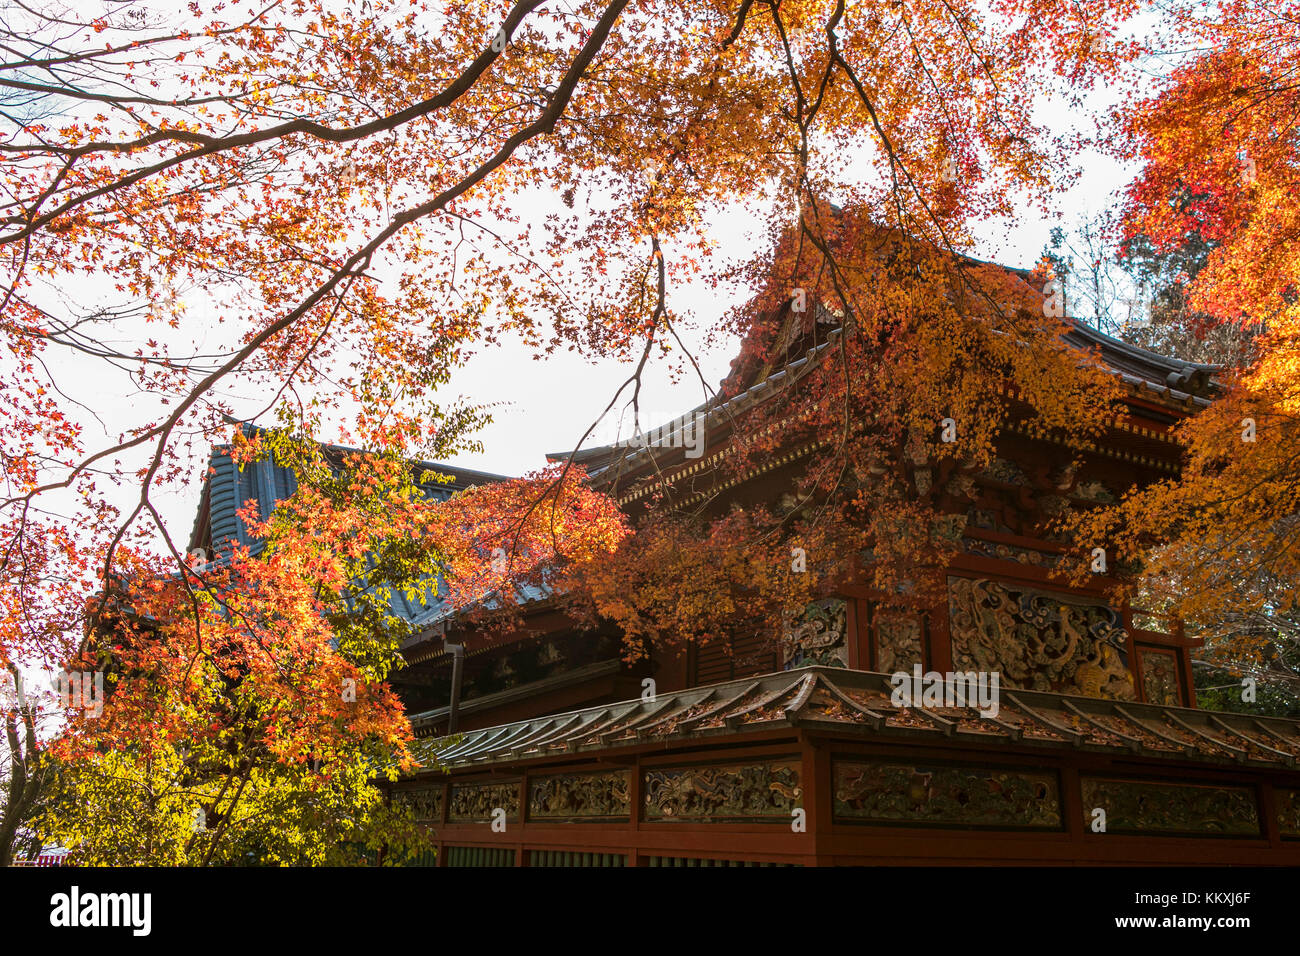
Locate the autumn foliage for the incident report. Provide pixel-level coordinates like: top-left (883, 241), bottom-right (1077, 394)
top-left (1058, 1), bottom-right (1300, 689)
top-left (423, 463), bottom-right (629, 626)
top-left (33, 438), bottom-right (446, 864)
top-left (6, 0), bottom-right (1300, 862)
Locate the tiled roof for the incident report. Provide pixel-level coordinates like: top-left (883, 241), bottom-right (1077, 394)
top-left (410, 666), bottom-right (1300, 773)
top-left (187, 423), bottom-right (511, 631)
top-left (546, 329), bottom-right (844, 485)
top-left (1064, 322), bottom-right (1220, 407)
top-left (550, 312), bottom-right (1218, 489)
top-left (406, 579), bottom-right (556, 636)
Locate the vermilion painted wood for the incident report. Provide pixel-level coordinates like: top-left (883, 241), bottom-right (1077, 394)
top-left (411, 729), bottom-right (1300, 867)
top-left (402, 326), bottom-right (1237, 867)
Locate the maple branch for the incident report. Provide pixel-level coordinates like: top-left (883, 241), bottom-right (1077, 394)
top-left (10, 0), bottom-right (634, 587)
top-left (0, 0), bottom-right (553, 243)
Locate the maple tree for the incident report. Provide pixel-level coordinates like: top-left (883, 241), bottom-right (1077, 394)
top-left (435, 214), bottom-right (1126, 664)
top-left (422, 462), bottom-right (628, 627)
top-left (0, 498), bottom-right (112, 865)
top-left (0, 0), bottom-right (1152, 861)
top-left (1063, 0), bottom-right (1300, 706)
top-left (33, 430), bottom-right (452, 865)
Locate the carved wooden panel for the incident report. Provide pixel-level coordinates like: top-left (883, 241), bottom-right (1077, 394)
top-left (1139, 647), bottom-right (1183, 706)
top-left (782, 597), bottom-right (849, 669)
top-left (874, 610), bottom-right (924, 673)
top-left (448, 780), bottom-right (520, 823)
top-left (528, 770), bottom-right (631, 821)
top-left (961, 537), bottom-right (1061, 569)
top-left (1081, 777), bottom-right (1260, 836)
top-left (947, 576), bottom-right (1136, 700)
top-left (394, 785), bottom-right (443, 823)
top-left (643, 760), bottom-right (802, 822)
top-left (978, 457), bottom-right (1029, 486)
top-left (832, 759), bottom-right (1062, 829)
top-left (1277, 789), bottom-right (1300, 839)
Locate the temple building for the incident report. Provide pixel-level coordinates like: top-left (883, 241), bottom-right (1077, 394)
top-left (190, 265), bottom-right (1300, 867)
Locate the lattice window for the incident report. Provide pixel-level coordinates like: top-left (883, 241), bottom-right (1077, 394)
top-left (645, 856), bottom-right (799, 867)
top-left (444, 845), bottom-right (515, 867)
top-left (528, 851), bottom-right (625, 867)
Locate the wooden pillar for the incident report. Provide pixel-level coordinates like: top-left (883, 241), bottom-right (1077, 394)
top-left (1061, 765), bottom-right (1084, 863)
top-left (802, 732), bottom-right (832, 866)
top-left (626, 754), bottom-right (644, 866)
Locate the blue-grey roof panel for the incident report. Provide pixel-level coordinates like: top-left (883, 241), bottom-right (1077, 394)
top-left (189, 434), bottom-right (512, 631)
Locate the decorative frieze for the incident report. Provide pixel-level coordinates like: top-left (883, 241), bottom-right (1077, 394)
top-left (448, 780), bottom-right (520, 823)
top-left (832, 759), bottom-right (1061, 829)
top-left (643, 760), bottom-right (802, 822)
top-left (875, 611), bottom-right (924, 673)
top-left (930, 514), bottom-right (968, 545)
top-left (978, 457), bottom-right (1029, 486)
top-left (947, 576), bottom-right (1136, 700)
top-left (529, 770), bottom-right (631, 821)
top-left (394, 785), bottom-right (443, 823)
top-left (1071, 479), bottom-right (1116, 504)
top-left (961, 537), bottom-right (1061, 569)
top-left (1081, 777), bottom-right (1260, 836)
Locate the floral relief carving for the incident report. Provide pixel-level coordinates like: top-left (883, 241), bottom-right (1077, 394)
top-left (783, 598), bottom-right (849, 669)
top-left (1140, 648), bottom-right (1182, 706)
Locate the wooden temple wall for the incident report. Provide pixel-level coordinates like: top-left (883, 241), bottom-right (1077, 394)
top-left (392, 732), bottom-right (1300, 867)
